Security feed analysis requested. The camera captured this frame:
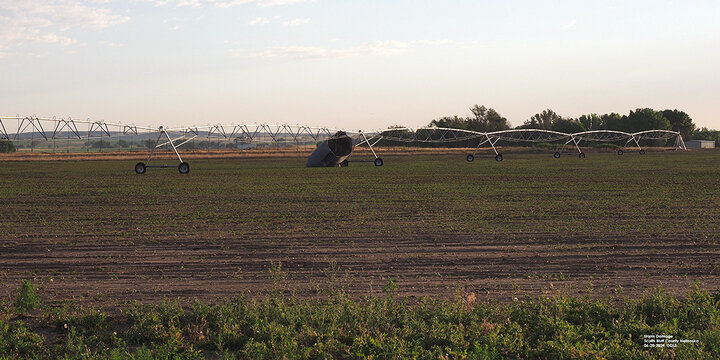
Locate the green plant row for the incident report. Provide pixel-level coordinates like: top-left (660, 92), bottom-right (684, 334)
top-left (2, 281), bottom-right (719, 359)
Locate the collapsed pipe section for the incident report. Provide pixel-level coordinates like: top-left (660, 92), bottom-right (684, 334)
top-left (306, 131), bottom-right (353, 167)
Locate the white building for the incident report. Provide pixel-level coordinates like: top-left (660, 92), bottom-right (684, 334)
top-left (686, 140), bottom-right (716, 149)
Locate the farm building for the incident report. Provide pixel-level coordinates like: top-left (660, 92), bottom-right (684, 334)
top-left (686, 140), bottom-right (716, 149)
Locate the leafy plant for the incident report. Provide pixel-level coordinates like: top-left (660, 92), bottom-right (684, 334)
top-left (15, 280), bottom-right (41, 313)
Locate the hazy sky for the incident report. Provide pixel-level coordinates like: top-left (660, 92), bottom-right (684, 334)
top-left (1, 0), bottom-right (718, 130)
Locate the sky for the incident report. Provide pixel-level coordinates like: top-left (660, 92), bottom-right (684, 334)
top-left (1, 0), bottom-right (718, 130)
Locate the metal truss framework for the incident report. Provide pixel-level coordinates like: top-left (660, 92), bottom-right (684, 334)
top-left (361, 127), bottom-right (687, 162)
top-left (0, 116), bottom-right (688, 172)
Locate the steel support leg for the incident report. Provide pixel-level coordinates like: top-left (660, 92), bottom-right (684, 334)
top-left (631, 135), bottom-right (643, 152)
top-left (146, 130), bottom-right (164, 164)
top-left (486, 134), bottom-right (500, 155)
top-left (570, 136), bottom-right (582, 153)
top-left (472, 137), bottom-right (491, 156)
top-left (162, 130), bottom-right (184, 164)
top-left (360, 131), bottom-right (379, 159)
top-left (675, 134), bottom-right (687, 151)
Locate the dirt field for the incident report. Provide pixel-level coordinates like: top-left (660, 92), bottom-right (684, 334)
top-left (1, 151), bottom-right (719, 307)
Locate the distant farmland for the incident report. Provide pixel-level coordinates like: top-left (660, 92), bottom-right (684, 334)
top-left (0, 152), bottom-right (718, 304)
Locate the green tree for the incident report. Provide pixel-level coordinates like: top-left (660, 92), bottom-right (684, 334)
top-left (468, 104), bottom-right (511, 132)
top-left (693, 127), bottom-right (720, 147)
top-left (91, 140), bottom-right (113, 149)
top-left (0, 140), bottom-right (16, 153)
top-left (577, 114), bottom-right (603, 131)
top-left (662, 109), bottom-right (695, 139)
top-left (522, 109), bottom-right (562, 130)
top-left (626, 108), bottom-right (670, 133)
top-left (430, 116), bottom-right (469, 130)
top-left (601, 113), bottom-right (624, 131)
top-left (429, 105), bottom-right (510, 132)
top-left (551, 118), bottom-right (585, 133)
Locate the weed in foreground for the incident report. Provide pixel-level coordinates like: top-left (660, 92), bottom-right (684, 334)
top-left (2, 283), bottom-right (719, 359)
top-left (14, 280), bottom-right (41, 313)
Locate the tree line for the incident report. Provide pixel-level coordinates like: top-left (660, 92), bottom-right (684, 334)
top-left (429, 105), bottom-right (718, 146)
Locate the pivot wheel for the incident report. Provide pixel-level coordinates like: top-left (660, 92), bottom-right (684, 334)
top-left (617, 149), bottom-right (624, 156)
top-left (374, 158), bottom-right (384, 167)
top-left (466, 154), bottom-right (474, 162)
top-left (339, 159), bottom-right (349, 167)
top-left (553, 152), bottom-right (561, 159)
top-left (639, 149), bottom-right (646, 155)
top-left (578, 152), bottom-right (586, 159)
top-left (495, 154), bottom-right (503, 162)
top-left (178, 162), bottom-right (190, 174)
top-left (134, 162), bottom-right (146, 174)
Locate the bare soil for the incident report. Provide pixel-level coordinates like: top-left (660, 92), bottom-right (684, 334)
top-left (0, 154), bottom-right (718, 307)
top-left (1, 232), bottom-right (718, 306)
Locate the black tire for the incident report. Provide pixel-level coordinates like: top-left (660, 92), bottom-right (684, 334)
top-left (639, 149), bottom-right (646, 155)
top-left (374, 158), bottom-right (383, 167)
top-left (135, 162), bottom-right (146, 174)
top-left (178, 162), bottom-right (190, 174)
top-left (339, 159), bottom-right (349, 167)
top-left (466, 154), bottom-right (474, 162)
top-left (553, 152), bottom-right (561, 159)
top-left (579, 152), bottom-right (586, 159)
top-left (617, 149), bottom-right (624, 156)
top-left (495, 154), bottom-right (503, 162)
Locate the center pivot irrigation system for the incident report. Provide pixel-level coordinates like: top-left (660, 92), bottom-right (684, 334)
top-left (0, 116), bottom-right (687, 174)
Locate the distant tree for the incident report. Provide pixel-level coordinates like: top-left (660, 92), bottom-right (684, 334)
top-left (522, 109), bottom-right (562, 130)
top-left (430, 116), bottom-right (468, 130)
top-left (91, 140), bottom-right (112, 149)
top-left (693, 127), bottom-right (720, 147)
top-left (468, 105), bottom-right (511, 132)
top-left (578, 114), bottom-right (603, 131)
top-left (197, 141), bottom-right (221, 150)
top-left (625, 108), bottom-right (670, 133)
top-left (517, 109), bottom-right (585, 133)
top-left (144, 139), bottom-right (157, 149)
top-left (662, 109), bottom-right (695, 139)
top-left (118, 139), bottom-right (130, 148)
top-left (0, 140), bottom-right (16, 153)
top-left (181, 141), bottom-right (197, 150)
top-left (551, 118), bottom-right (585, 133)
top-left (430, 105), bottom-right (510, 132)
top-left (601, 113), bottom-right (624, 131)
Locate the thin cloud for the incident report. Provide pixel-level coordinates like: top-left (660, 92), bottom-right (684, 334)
top-left (158, 0), bottom-right (314, 7)
top-left (98, 40), bottom-right (123, 47)
top-left (176, 0), bottom-right (202, 7)
top-left (249, 17), bottom-right (270, 25)
top-left (562, 19), bottom-right (577, 29)
top-left (282, 18), bottom-right (311, 27)
top-left (245, 40), bottom-right (410, 59)
top-left (0, 0), bottom-right (130, 55)
top-left (257, 0), bottom-right (312, 6)
top-left (412, 39), bottom-right (455, 46)
top-left (240, 39), bottom-right (466, 60)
